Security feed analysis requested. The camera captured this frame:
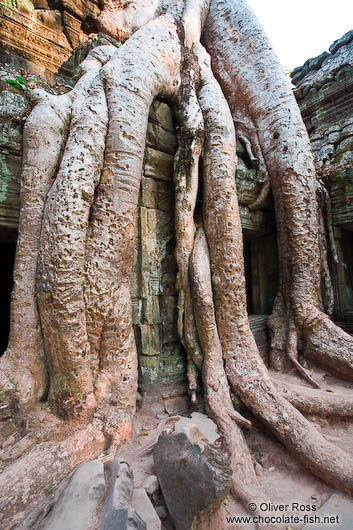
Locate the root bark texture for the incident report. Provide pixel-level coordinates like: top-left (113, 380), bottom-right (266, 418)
top-left (2, 0), bottom-right (353, 525)
top-left (204, 0), bottom-right (353, 377)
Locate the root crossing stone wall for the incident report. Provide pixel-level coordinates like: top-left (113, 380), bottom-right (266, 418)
top-left (292, 30), bottom-right (353, 333)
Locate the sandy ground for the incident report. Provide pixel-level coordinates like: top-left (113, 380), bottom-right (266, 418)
top-left (116, 362), bottom-right (353, 530)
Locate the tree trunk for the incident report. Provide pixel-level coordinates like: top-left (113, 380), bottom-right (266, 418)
top-left (203, 0), bottom-right (353, 378)
top-left (1, 0), bottom-right (353, 526)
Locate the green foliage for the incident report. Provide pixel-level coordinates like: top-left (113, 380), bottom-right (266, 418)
top-left (43, 483), bottom-right (56, 495)
top-left (71, 66), bottom-right (83, 81)
top-left (5, 76), bottom-right (31, 91)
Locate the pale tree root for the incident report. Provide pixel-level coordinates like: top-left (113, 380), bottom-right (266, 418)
top-left (173, 48), bottom-right (204, 407)
top-left (286, 319), bottom-right (320, 389)
top-left (0, 91), bottom-right (70, 414)
top-left (32, 16), bottom-right (181, 429)
top-left (37, 74), bottom-right (108, 422)
top-left (195, 43), bottom-right (353, 497)
top-left (204, 0), bottom-right (353, 386)
top-left (271, 374), bottom-right (353, 418)
top-left (0, 47), bottom-right (116, 418)
top-left (0, 422), bottom-right (105, 529)
top-left (166, 45), bottom-right (278, 530)
top-left (304, 312), bottom-right (353, 381)
top-left (190, 227), bottom-right (265, 510)
top-left (81, 16), bottom-right (181, 444)
top-left (189, 233), bottom-right (282, 530)
top-left (0, 20), bottom-right (181, 522)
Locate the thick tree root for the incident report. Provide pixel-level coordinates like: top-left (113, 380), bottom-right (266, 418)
top-left (205, 0), bottom-right (353, 383)
top-left (173, 49), bottom-right (204, 404)
top-left (0, 422), bottom-right (105, 528)
top-left (304, 311), bottom-right (353, 380)
top-left (272, 375), bottom-right (353, 418)
top-left (37, 75), bottom-right (108, 420)
top-left (4, 3), bottom-right (353, 526)
top-left (195, 41), bottom-right (353, 496)
top-left (83, 17), bottom-right (181, 433)
top-left (248, 179), bottom-right (270, 211)
top-left (0, 48), bottom-right (115, 416)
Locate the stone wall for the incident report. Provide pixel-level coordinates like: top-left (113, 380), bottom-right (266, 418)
top-left (0, 1), bottom-right (101, 79)
top-left (292, 30), bottom-right (353, 333)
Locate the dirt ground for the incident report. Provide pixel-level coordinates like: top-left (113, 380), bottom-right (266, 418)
top-left (117, 361), bottom-right (353, 530)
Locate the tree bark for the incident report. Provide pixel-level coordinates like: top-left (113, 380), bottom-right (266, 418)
top-left (204, 0), bottom-right (353, 378)
top-left (1, 1), bottom-right (353, 525)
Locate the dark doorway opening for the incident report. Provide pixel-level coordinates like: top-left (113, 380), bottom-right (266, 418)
top-left (243, 239), bottom-right (253, 314)
top-left (0, 241), bottom-right (16, 356)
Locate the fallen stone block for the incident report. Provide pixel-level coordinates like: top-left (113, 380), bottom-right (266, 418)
top-left (132, 488), bottom-right (161, 530)
top-left (153, 425), bottom-right (232, 530)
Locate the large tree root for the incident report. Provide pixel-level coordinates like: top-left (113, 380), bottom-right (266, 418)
top-left (204, 0), bottom-right (353, 381)
top-left (37, 74), bottom-right (108, 421)
top-left (173, 48), bottom-right (204, 405)
top-left (0, 48), bottom-right (115, 416)
top-left (3, 2), bottom-right (353, 526)
top-left (195, 41), bottom-right (353, 496)
top-left (0, 421), bottom-right (105, 528)
top-left (190, 227), bottom-right (264, 506)
top-left (273, 375), bottom-right (353, 418)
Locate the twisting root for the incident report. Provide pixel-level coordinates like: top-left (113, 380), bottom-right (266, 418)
top-left (83, 16), bottom-right (181, 441)
top-left (37, 73), bottom-right (109, 420)
top-left (0, 422), bottom-right (105, 528)
top-left (286, 320), bottom-right (321, 389)
top-left (195, 41), bottom-right (353, 496)
top-left (323, 185), bottom-right (339, 265)
top-left (190, 225), bottom-right (273, 510)
top-left (272, 373), bottom-right (353, 418)
top-left (0, 49), bottom-right (112, 414)
top-left (173, 47), bottom-right (204, 405)
top-left (317, 180), bottom-right (334, 315)
top-left (248, 179), bottom-right (270, 211)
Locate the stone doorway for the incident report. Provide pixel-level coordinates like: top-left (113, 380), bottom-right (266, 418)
top-left (0, 240), bottom-right (16, 356)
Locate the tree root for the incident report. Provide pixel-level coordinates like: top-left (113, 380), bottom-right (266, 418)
top-left (189, 225), bottom-right (276, 523)
top-left (272, 374), bottom-right (353, 418)
top-left (0, 421), bottom-right (105, 528)
top-left (4, 3), bottom-right (353, 526)
top-left (304, 311), bottom-right (353, 381)
top-left (173, 47), bottom-right (204, 404)
top-left (248, 178), bottom-right (270, 211)
top-left (195, 39), bottom-right (353, 496)
top-left (0, 48), bottom-right (115, 416)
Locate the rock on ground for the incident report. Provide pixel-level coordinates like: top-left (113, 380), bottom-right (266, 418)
top-left (153, 424), bottom-right (231, 530)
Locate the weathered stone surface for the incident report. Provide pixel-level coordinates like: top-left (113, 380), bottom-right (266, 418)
top-left (174, 412), bottom-right (220, 444)
top-left (0, 82), bottom-right (28, 239)
top-left (144, 148), bottom-right (174, 181)
top-left (0, 4), bottom-right (72, 78)
top-left (100, 509), bottom-right (146, 530)
top-left (293, 36), bottom-right (353, 133)
top-left (132, 488), bottom-right (161, 530)
top-left (239, 205), bottom-right (274, 239)
top-left (153, 428), bottom-right (232, 530)
top-left (297, 34), bottom-right (353, 337)
top-left (142, 475), bottom-right (159, 497)
top-left (99, 459), bottom-right (146, 530)
top-left (40, 460), bottom-right (105, 530)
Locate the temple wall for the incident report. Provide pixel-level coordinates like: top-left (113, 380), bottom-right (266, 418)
top-left (292, 30), bottom-right (353, 333)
